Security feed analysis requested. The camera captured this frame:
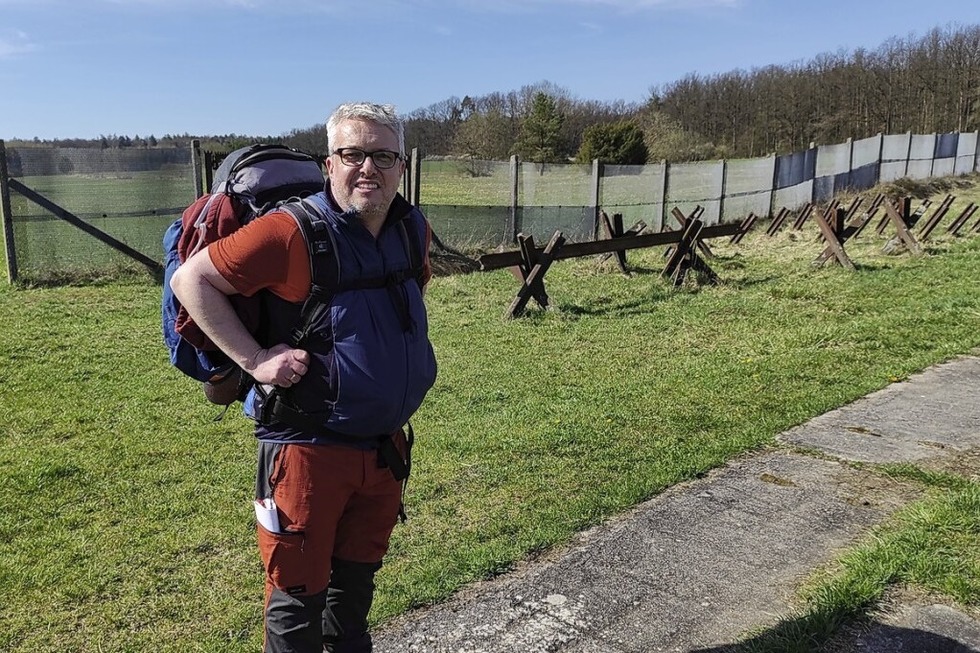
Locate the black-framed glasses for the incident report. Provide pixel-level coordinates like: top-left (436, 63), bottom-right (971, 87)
top-left (332, 148), bottom-right (402, 170)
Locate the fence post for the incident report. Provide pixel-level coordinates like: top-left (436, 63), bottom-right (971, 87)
top-left (191, 139), bottom-right (204, 199)
top-left (809, 141), bottom-right (817, 205)
top-left (412, 147), bottom-right (421, 206)
top-left (904, 131), bottom-right (913, 178)
top-left (401, 151), bottom-right (410, 200)
top-left (0, 141), bottom-right (18, 284)
top-left (875, 132), bottom-right (884, 186)
top-left (845, 137), bottom-right (854, 192)
top-left (508, 155), bottom-right (520, 245)
top-left (929, 133), bottom-right (937, 179)
top-left (204, 151), bottom-right (217, 192)
top-left (403, 147), bottom-right (422, 206)
top-left (768, 152), bottom-right (778, 219)
top-left (660, 159), bottom-right (670, 231)
top-left (974, 130), bottom-right (980, 174)
top-left (718, 158), bottom-right (728, 224)
top-left (591, 158), bottom-right (602, 239)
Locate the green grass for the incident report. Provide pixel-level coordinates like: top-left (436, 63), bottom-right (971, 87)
top-left (418, 159), bottom-right (513, 206)
top-left (731, 469), bottom-right (980, 652)
top-left (1, 183), bottom-right (979, 651)
top-left (418, 158), bottom-right (597, 207)
top-left (8, 170), bottom-right (195, 281)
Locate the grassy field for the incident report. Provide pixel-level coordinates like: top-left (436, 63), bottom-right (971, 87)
top-left (7, 170), bottom-right (195, 281)
top-left (0, 180), bottom-right (978, 651)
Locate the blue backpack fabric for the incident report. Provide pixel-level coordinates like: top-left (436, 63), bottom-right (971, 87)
top-left (162, 218), bottom-right (230, 382)
top-left (162, 144), bottom-right (325, 385)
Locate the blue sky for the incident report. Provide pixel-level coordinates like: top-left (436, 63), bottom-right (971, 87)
top-left (1, 0), bottom-right (977, 140)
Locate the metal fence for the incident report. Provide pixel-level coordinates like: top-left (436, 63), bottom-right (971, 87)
top-left (420, 131), bottom-right (980, 245)
top-left (2, 131), bottom-right (979, 282)
top-left (0, 143), bottom-right (196, 282)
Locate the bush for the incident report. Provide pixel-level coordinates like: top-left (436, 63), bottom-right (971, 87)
top-left (576, 120), bottom-right (648, 165)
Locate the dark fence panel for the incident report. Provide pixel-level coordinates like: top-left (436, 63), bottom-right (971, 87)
top-left (935, 133), bottom-right (959, 159)
top-left (775, 147), bottom-right (817, 189)
top-left (849, 162), bottom-right (880, 190)
top-left (420, 204), bottom-right (511, 247)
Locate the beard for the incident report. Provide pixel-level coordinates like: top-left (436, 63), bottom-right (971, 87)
top-left (340, 190), bottom-right (394, 222)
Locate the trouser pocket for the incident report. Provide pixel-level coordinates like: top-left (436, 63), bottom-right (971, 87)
top-left (258, 526), bottom-right (310, 596)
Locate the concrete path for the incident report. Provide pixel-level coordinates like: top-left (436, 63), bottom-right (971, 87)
top-left (373, 355), bottom-right (980, 652)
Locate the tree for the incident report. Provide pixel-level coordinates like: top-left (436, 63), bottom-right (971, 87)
top-left (515, 92), bottom-right (566, 166)
top-left (576, 120), bottom-right (648, 164)
top-left (405, 96), bottom-right (465, 155)
top-left (452, 107), bottom-right (514, 175)
top-left (636, 103), bottom-right (718, 162)
top-left (6, 148), bottom-right (23, 177)
top-left (57, 156), bottom-right (74, 175)
top-left (284, 123), bottom-right (329, 158)
top-left (647, 24), bottom-right (980, 157)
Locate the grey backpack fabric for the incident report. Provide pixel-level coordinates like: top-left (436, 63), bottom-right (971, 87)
top-left (211, 143), bottom-right (325, 219)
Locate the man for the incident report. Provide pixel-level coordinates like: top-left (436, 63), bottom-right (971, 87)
top-left (171, 102), bottom-right (437, 653)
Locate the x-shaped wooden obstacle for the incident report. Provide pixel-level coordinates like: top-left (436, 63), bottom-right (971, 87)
top-left (478, 207), bottom-right (740, 318)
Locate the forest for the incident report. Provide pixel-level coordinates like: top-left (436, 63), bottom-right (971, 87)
top-left (8, 23), bottom-right (979, 166)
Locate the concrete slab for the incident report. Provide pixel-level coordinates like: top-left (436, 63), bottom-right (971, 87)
top-left (779, 355), bottom-right (980, 464)
top-left (372, 356), bottom-right (980, 652)
top-left (373, 453), bottom-right (920, 652)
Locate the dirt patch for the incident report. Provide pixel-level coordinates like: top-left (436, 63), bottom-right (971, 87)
top-left (916, 447), bottom-right (980, 482)
top-left (831, 466), bottom-right (926, 511)
top-left (429, 251), bottom-right (481, 276)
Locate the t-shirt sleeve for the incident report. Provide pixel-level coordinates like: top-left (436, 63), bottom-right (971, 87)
top-left (209, 211), bottom-right (310, 303)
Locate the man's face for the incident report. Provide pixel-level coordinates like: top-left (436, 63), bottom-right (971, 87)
top-left (326, 118), bottom-right (405, 219)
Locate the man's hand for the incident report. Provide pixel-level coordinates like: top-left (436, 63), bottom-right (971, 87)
top-left (248, 344), bottom-right (310, 387)
top-left (171, 249), bottom-right (310, 387)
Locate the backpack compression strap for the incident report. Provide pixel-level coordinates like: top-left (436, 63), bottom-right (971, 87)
top-left (257, 199), bottom-right (425, 441)
top-left (282, 199), bottom-right (424, 341)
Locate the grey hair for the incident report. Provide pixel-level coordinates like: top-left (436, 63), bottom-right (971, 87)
top-left (326, 102), bottom-right (405, 156)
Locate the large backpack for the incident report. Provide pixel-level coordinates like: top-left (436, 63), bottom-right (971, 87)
top-left (162, 144), bottom-right (325, 386)
top-left (162, 144), bottom-right (427, 410)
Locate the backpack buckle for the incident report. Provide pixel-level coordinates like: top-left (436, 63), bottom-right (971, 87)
top-left (250, 384), bottom-right (279, 425)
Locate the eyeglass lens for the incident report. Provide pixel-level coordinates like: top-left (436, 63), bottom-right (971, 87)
top-left (337, 148), bottom-right (399, 169)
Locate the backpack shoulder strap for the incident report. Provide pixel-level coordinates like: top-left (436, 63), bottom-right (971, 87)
top-left (396, 215), bottom-right (426, 289)
top-left (278, 199), bottom-right (339, 348)
top-left (282, 199), bottom-right (341, 300)
top-left (278, 199), bottom-right (426, 347)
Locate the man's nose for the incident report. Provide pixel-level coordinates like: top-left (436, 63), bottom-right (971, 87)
top-left (360, 154), bottom-right (380, 172)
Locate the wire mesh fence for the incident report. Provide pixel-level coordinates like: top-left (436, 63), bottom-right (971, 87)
top-left (2, 145), bottom-right (194, 281)
top-left (2, 130), bottom-right (979, 283)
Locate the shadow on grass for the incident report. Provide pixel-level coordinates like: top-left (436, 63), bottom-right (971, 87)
top-left (552, 298), bottom-right (662, 319)
top-left (14, 265), bottom-right (158, 288)
top-left (688, 610), bottom-right (977, 653)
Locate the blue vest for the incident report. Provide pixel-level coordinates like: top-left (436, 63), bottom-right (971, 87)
top-left (244, 192), bottom-right (437, 445)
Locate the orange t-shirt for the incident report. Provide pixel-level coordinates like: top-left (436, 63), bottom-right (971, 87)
top-left (209, 211), bottom-right (431, 303)
top-left (209, 211), bottom-right (311, 302)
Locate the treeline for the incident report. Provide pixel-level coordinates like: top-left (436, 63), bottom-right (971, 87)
top-left (399, 23), bottom-right (980, 164)
top-left (8, 23), bottom-right (979, 166)
top-left (5, 132), bottom-right (281, 155)
top-left (656, 23), bottom-right (980, 158)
